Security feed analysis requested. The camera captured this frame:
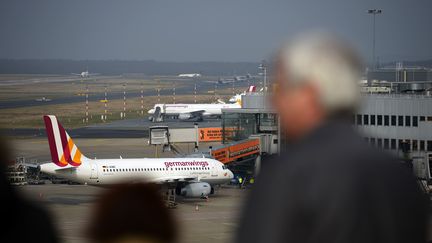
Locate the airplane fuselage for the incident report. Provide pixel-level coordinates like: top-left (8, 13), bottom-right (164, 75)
top-left (148, 103), bottom-right (241, 117)
top-left (40, 158), bottom-right (233, 186)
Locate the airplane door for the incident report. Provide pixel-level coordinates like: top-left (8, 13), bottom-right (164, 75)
top-left (90, 162), bottom-right (98, 179)
top-left (211, 165), bottom-right (218, 177)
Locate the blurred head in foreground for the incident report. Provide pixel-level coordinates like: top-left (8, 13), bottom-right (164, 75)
top-left (273, 32), bottom-right (362, 140)
top-left (0, 135), bottom-right (58, 242)
top-left (87, 183), bottom-right (177, 243)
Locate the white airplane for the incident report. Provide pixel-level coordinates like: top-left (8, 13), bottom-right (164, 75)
top-left (148, 86), bottom-right (256, 122)
top-left (39, 115), bottom-right (234, 198)
top-left (71, 70), bottom-right (100, 78)
top-left (148, 102), bottom-right (241, 122)
top-left (205, 74), bottom-right (252, 84)
top-left (178, 73), bottom-right (202, 78)
top-left (228, 85), bottom-right (256, 103)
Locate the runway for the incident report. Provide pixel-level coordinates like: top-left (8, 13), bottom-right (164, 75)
top-left (0, 77), bottom-right (237, 110)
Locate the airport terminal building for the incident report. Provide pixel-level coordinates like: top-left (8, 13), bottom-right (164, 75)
top-left (221, 81), bottom-right (432, 178)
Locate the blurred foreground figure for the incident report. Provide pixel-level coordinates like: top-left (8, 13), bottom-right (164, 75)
top-left (237, 32), bottom-right (428, 243)
top-left (0, 137), bottom-right (58, 243)
top-left (87, 183), bottom-right (177, 243)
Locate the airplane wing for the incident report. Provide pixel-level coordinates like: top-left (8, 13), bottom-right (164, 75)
top-left (181, 110), bottom-right (205, 116)
top-left (150, 176), bottom-right (199, 185)
top-left (54, 167), bottom-right (77, 172)
top-left (70, 73), bottom-right (81, 75)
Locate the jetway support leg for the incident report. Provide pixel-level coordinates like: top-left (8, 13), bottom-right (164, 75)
top-left (254, 155), bottom-right (261, 176)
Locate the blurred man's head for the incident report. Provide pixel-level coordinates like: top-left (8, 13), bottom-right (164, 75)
top-left (273, 32), bottom-right (362, 140)
top-left (87, 183), bottom-right (177, 243)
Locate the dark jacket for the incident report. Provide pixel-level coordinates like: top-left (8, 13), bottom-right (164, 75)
top-left (237, 121), bottom-right (428, 243)
top-left (1, 166), bottom-right (58, 243)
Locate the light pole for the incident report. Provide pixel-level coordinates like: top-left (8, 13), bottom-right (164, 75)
top-left (367, 9), bottom-right (382, 69)
top-left (259, 61), bottom-right (267, 93)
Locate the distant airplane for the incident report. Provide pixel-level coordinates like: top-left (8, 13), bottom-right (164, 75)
top-left (35, 97), bottom-right (52, 102)
top-left (38, 115), bottom-right (233, 198)
top-left (71, 70), bottom-right (100, 78)
top-left (205, 74), bottom-right (253, 84)
top-left (178, 73), bottom-right (202, 78)
top-left (229, 85), bottom-right (256, 103)
top-left (148, 86), bottom-right (256, 122)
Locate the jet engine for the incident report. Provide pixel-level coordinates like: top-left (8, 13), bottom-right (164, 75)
top-left (178, 113), bottom-right (192, 120)
top-left (176, 182), bottom-right (211, 198)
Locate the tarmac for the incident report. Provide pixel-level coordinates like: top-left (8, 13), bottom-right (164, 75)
top-left (3, 117), bottom-right (222, 138)
top-left (17, 184), bottom-right (247, 243)
top-left (13, 135), bottom-right (246, 243)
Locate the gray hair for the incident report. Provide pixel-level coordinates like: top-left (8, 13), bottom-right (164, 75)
top-left (279, 32), bottom-right (362, 114)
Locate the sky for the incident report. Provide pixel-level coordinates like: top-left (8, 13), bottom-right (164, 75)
top-left (0, 0), bottom-right (431, 63)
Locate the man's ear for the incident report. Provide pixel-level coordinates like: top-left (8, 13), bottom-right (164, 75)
top-left (303, 83), bottom-right (326, 119)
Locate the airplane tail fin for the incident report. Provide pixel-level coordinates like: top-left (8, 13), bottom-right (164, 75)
top-left (43, 115), bottom-right (87, 167)
top-left (247, 85), bottom-right (256, 93)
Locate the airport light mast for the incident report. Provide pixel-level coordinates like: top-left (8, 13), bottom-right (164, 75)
top-left (367, 9), bottom-right (382, 70)
top-left (259, 61), bottom-right (267, 93)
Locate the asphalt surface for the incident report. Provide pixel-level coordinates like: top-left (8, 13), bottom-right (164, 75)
top-left (17, 184), bottom-right (247, 243)
top-left (0, 79), bottom-right (235, 109)
top-left (2, 117), bottom-right (222, 138)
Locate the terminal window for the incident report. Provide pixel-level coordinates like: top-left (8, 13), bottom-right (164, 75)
top-left (370, 115), bottom-right (376, 125)
top-left (412, 140), bottom-right (418, 151)
top-left (391, 139), bottom-right (396, 150)
top-left (377, 138), bottom-right (382, 148)
top-left (428, 141), bottom-right (432, 152)
top-left (377, 115), bottom-right (383, 126)
top-left (357, 114), bottom-right (362, 125)
top-left (420, 140), bottom-right (425, 151)
top-left (384, 115), bottom-right (389, 126)
top-left (420, 116), bottom-right (425, 121)
top-left (405, 116), bottom-right (411, 127)
top-left (391, 115), bottom-right (396, 126)
top-left (413, 116), bottom-right (418, 127)
top-left (370, 138), bottom-right (376, 146)
top-left (384, 139), bottom-right (389, 150)
top-left (363, 115), bottom-right (369, 125)
top-left (398, 115), bottom-right (404, 126)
